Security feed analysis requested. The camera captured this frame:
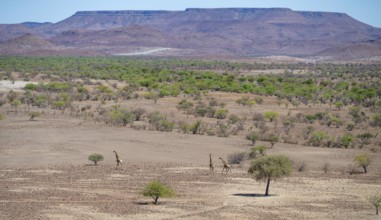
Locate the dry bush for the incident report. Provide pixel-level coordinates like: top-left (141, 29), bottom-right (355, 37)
top-left (252, 112), bottom-right (264, 121)
top-left (228, 152), bottom-right (246, 165)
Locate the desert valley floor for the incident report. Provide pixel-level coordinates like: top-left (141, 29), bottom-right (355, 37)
top-left (0, 100), bottom-right (380, 219)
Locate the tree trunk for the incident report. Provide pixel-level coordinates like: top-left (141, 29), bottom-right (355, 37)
top-left (376, 206), bottom-right (379, 215)
top-left (154, 196), bottom-right (159, 205)
top-left (363, 166), bottom-right (367, 173)
top-left (265, 177), bottom-right (271, 196)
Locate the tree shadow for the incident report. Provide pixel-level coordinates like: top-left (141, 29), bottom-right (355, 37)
top-left (232, 193), bottom-right (276, 197)
top-left (133, 201), bottom-right (150, 206)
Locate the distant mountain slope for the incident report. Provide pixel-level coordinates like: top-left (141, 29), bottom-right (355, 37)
top-left (1, 8), bottom-right (381, 60)
top-left (0, 33), bottom-right (57, 55)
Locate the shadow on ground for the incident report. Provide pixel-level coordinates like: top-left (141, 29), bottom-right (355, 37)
top-left (232, 193), bottom-right (277, 197)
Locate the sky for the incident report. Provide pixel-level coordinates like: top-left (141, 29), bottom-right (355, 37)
top-left (0, 0), bottom-right (380, 28)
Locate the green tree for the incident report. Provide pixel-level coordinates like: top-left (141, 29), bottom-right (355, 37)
top-left (88, 153), bottom-right (104, 165)
top-left (354, 153), bottom-right (371, 173)
top-left (367, 194), bottom-right (381, 215)
top-left (0, 113), bottom-right (4, 122)
top-left (142, 180), bottom-right (175, 205)
top-left (248, 155), bottom-right (292, 196)
top-left (264, 111), bottom-right (279, 122)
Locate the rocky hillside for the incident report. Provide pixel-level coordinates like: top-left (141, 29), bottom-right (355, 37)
top-left (1, 8), bottom-right (381, 60)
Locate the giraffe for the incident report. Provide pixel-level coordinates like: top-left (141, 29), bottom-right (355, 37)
top-left (209, 153), bottom-right (214, 172)
top-left (219, 157), bottom-right (231, 174)
top-left (113, 150), bottom-right (123, 170)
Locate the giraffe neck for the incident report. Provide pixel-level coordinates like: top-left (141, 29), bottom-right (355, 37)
top-left (114, 152), bottom-right (119, 159)
top-left (220, 158), bottom-right (228, 166)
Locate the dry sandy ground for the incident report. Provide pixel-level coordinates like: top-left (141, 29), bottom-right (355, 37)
top-left (0, 111), bottom-right (381, 219)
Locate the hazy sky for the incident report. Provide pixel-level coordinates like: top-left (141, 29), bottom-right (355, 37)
top-left (1, 0), bottom-right (380, 27)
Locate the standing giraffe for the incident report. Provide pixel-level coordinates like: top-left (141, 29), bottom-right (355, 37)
top-left (209, 153), bottom-right (214, 172)
top-left (219, 157), bottom-right (231, 174)
top-left (113, 150), bottom-right (123, 170)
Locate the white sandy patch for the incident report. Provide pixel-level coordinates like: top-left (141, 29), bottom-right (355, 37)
top-left (0, 80), bottom-right (36, 92)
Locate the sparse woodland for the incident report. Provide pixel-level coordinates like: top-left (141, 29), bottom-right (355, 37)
top-left (1, 57), bottom-right (380, 154)
top-left (1, 57), bottom-right (381, 217)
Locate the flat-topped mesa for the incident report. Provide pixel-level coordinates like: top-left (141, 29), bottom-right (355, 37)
top-left (74, 10), bottom-right (172, 16)
top-left (185, 7), bottom-right (293, 13)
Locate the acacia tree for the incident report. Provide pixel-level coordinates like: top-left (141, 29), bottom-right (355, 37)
top-left (264, 111), bottom-right (279, 122)
top-left (142, 180), bottom-right (175, 205)
top-left (367, 194), bottom-right (381, 215)
top-left (88, 153), bottom-right (104, 165)
top-left (248, 155), bottom-right (292, 196)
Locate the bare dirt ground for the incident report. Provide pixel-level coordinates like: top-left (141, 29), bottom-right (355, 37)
top-left (0, 97), bottom-right (381, 219)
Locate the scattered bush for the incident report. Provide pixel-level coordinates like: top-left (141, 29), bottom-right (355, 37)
top-left (246, 132), bottom-right (259, 146)
top-left (190, 120), bottom-right (204, 134)
top-left (249, 145), bottom-right (267, 159)
top-left (228, 152), bottom-right (246, 164)
top-left (148, 111), bottom-right (174, 132)
top-left (322, 162), bottom-right (330, 174)
top-left (340, 133), bottom-right (355, 148)
top-left (214, 109), bottom-right (229, 119)
top-left (309, 131), bottom-right (329, 147)
top-left (132, 108), bottom-right (146, 121)
top-left (264, 111), bottom-right (279, 122)
top-left (216, 122), bottom-right (229, 137)
top-left (295, 161), bottom-right (307, 172)
top-left (28, 112), bottom-right (41, 121)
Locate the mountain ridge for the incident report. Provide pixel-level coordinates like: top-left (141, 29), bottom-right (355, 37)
top-left (1, 8), bottom-right (381, 60)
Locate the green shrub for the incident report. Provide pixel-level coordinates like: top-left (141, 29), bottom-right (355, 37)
top-left (264, 111), bottom-right (279, 122)
top-left (142, 180), bottom-right (175, 205)
top-left (214, 109), bottom-right (228, 119)
top-left (309, 131), bottom-right (329, 147)
top-left (28, 112), bottom-right (41, 120)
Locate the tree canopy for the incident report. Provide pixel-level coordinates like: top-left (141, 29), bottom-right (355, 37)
top-left (248, 155), bottom-right (292, 196)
